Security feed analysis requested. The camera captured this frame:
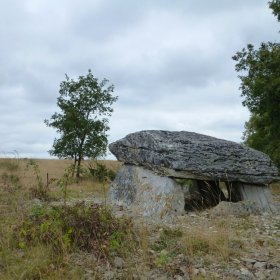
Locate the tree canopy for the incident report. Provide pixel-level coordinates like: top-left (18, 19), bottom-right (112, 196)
top-left (233, 0), bottom-right (280, 168)
top-left (45, 70), bottom-right (118, 177)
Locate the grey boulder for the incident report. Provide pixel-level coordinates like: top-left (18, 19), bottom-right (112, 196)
top-left (107, 164), bottom-right (185, 218)
top-left (109, 130), bottom-right (279, 185)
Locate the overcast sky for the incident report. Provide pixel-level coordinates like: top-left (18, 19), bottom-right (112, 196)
top-left (0, 0), bottom-right (279, 158)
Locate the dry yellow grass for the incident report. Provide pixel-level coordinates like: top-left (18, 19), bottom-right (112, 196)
top-left (25, 159), bottom-right (120, 185)
top-left (0, 158), bottom-right (130, 279)
top-left (271, 182), bottom-right (280, 194)
top-left (1, 157), bottom-right (280, 279)
top-left (0, 158), bottom-right (122, 200)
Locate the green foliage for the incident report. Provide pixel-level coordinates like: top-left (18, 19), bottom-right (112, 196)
top-left (88, 161), bottom-right (116, 183)
top-left (153, 228), bottom-right (183, 252)
top-left (45, 69), bottom-right (118, 178)
top-left (55, 164), bottom-right (75, 204)
top-left (175, 178), bottom-right (192, 187)
top-left (155, 250), bottom-right (169, 268)
top-left (26, 160), bottom-right (50, 201)
top-left (15, 203), bottom-right (134, 259)
top-left (270, 0), bottom-right (280, 21)
top-left (152, 228), bottom-right (185, 273)
top-left (233, 2), bottom-right (280, 168)
top-left (109, 231), bottom-right (126, 251)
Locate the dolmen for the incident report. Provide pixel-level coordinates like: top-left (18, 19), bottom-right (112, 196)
top-left (108, 130), bottom-right (280, 217)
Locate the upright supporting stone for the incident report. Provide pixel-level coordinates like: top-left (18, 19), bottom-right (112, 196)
top-left (232, 182), bottom-right (276, 212)
top-left (226, 182), bottom-right (242, 202)
top-left (108, 165), bottom-right (185, 218)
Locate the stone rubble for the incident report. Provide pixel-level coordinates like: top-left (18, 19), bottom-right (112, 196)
top-left (108, 199), bottom-right (280, 279)
top-left (54, 194), bottom-right (280, 280)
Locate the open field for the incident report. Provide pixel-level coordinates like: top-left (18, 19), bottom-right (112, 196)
top-left (0, 158), bottom-right (121, 199)
top-left (0, 158), bottom-right (280, 279)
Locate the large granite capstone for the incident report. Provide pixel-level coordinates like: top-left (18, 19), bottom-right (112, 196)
top-left (109, 130), bottom-right (279, 185)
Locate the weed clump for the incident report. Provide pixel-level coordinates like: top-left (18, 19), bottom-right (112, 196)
top-left (88, 161), bottom-right (116, 182)
top-left (153, 228), bottom-right (183, 252)
top-left (15, 203), bottom-right (134, 259)
top-left (26, 160), bottom-right (51, 201)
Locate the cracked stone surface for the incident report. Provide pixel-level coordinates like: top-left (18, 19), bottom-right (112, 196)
top-left (109, 130), bottom-right (279, 185)
top-left (107, 165), bottom-right (185, 217)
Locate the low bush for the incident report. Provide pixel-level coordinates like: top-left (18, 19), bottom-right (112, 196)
top-left (15, 203), bottom-right (135, 259)
top-left (26, 160), bottom-right (51, 201)
top-left (88, 162), bottom-right (116, 182)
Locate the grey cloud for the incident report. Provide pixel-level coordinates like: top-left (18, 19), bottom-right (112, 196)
top-left (0, 0), bottom-right (278, 157)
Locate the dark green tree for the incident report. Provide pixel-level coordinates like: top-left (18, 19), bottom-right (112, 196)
top-left (45, 70), bottom-right (118, 178)
top-left (233, 0), bottom-right (280, 168)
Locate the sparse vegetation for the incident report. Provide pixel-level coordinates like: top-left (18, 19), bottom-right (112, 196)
top-left (0, 157), bottom-right (280, 279)
top-left (88, 161), bottom-right (116, 183)
top-left (15, 203), bottom-right (135, 258)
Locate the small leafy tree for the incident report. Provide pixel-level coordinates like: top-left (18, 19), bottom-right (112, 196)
top-left (45, 70), bottom-right (118, 178)
top-left (232, 1), bottom-right (280, 168)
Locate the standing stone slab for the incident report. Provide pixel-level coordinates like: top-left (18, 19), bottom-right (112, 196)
top-left (109, 130), bottom-right (279, 184)
top-left (108, 165), bottom-right (185, 217)
top-left (232, 183), bottom-right (276, 212)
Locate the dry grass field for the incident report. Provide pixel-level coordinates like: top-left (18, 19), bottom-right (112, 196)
top-left (0, 158), bottom-right (121, 199)
top-left (0, 157), bottom-right (280, 279)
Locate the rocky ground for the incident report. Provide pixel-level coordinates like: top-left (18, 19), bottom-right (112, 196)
top-left (1, 158), bottom-right (279, 279)
top-left (60, 194), bottom-right (280, 280)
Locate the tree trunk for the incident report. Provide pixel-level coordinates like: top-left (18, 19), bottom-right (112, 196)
top-left (72, 155), bottom-right (77, 177)
top-left (76, 155), bottom-right (82, 179)
top-left (76, 136), bottom-right (86, 179)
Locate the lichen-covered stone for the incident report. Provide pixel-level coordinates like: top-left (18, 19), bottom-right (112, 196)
top-left (107, 164), bottom-right (185, 217)
top-left (210, 200), bottom-right (271, 217)
top-left (109, 130), bottom-right (279, 185)
top-left (233, 183), bottom-right (276, 212)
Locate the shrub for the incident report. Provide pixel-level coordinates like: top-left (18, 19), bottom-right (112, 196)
top-left (26, 160), bottom-right (50, 201)
top-left (88, 162), bottom-right (116, 182)
top-left (15, 203), bottom-right (134, 259)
